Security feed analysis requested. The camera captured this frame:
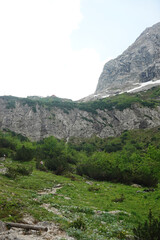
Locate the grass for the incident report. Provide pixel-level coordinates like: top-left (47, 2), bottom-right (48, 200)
top-left (0, 159), bottom-right (160, 239)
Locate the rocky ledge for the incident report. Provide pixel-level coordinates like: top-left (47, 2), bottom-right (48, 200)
top-left (0, 95), bottom-right (160, 141)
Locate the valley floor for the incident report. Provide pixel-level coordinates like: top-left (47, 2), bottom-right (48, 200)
top-left (0, 159), bottom-right (160, 240)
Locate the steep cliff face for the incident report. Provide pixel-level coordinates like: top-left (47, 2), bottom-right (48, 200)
top-left (95, 22), bottom-right (160, 96)
top-left (0, 95), bottom-right (160, 141)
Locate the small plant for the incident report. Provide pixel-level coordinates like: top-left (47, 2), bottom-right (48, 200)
top-left (116, 230), bottom-right (129, 239)
top-left (69, 216), bottom-right (86, 230)
top-left (112, 194), bottom-right (125, 203)
top-left (0, 197), bottom-right (23, 221)
top-left (88, 186), bottom-right (100, 192)
top-left (133, 209), bottom-right (160, 240)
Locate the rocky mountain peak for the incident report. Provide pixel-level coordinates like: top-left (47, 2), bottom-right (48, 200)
top-left (94, 22), bottom-right (160, 99)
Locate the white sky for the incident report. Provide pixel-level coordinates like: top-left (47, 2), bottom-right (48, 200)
top-left (0, 0), bottom-right (160, 100)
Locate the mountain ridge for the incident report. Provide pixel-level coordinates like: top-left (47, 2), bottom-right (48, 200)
top-left (80, 22), bottom-right (160, 102)
top-left (96, 22), bottom-right (160, 93)
top-left (0, 86), bottom-right (160, 141)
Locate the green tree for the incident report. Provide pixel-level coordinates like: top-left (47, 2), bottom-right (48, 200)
top-left (41, 136), bottom-right (70, 174)
top-left (14, 145), bottom-right (33, 162)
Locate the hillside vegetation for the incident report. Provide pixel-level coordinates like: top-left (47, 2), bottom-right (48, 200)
top-left (0, 127), bottom-right (160, 239)
top-left (1, 126), bottom-right (160, 187)
top-left (1, 86), bottom-right (160, 114)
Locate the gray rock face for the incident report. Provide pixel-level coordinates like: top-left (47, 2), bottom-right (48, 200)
top-left (0, 98), bottom-right (160, 141)
top-left (95, 22), bottom-right (160, 95)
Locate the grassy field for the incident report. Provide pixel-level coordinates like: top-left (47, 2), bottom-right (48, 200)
top-left (0, 159), bottom-right (160, 240)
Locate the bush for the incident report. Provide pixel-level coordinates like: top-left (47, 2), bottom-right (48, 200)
top-left (112, 194), bottom-right (125, 203)
top-left (133, 210), bottom-right (160, 240)
top-left (77, 152), bottom-right (113, 180)
top-left (45, 153), bottom-right (69, 175)
top-left (76, 150), bottom-right (159, 187)
top-left (69, 216), bottom-right (86, 230)
top-left (88, 186), bottom-right (100, 192)
top-left (5, 164), bottom-right (33, 179)
top-left (14, 145), bottom-right (33, 162)
top-left (0, 197), bottom-right (23, 221)
top-left (38, 136), bottom-right (75, 175)
top-left (133, 170), bottom-right (158, 188)
top-left (36, 159), bottom-right (47, 171)
top-left (0, 137), bottom-right (16, 150)
top-left (0, 148), bottom-right (13, 157)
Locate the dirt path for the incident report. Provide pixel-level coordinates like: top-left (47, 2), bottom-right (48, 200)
top-left (0, 184), bottom-right (75, 240)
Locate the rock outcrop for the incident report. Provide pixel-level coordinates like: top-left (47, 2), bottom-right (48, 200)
top-left (0, 96), bottom-right (160, 141)
top-left (95, 22), bottom-right (160, 97)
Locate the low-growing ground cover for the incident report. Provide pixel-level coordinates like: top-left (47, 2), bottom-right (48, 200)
top-left (0, 159), bottom-right (160, 240)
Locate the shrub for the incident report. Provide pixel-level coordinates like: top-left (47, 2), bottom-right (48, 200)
top-left (5, 164), bottom-right (33, 179)
top-left (69, 216), bottom-right (86, 230)
top-left (76, 149), bottom-right (159, 187)
top-left (0, 197), bottom-right (23, 221)
top-left (14, 145), bottom-right (33, 162)
top-left (112, 194), bottom-right (125, 203)
top-left (0, 148), bottom-right (13, 157)
top-left (16, 165), bottom-right (33, 176)
top-left (0, 137), bottom-right (16, 150)
top-left (133, 210), bottom-right (160, 240)
top-left (39, 136), bottom-right (74, 175)
top-left (36, 159), bottom-right (47, 171)
top-left (133, 171), bottom-right (158, 188)
top-left (45, 153), bottom-right (69, 175)
top-left (88, 186), bottom-right (100, 192)
top-left (77, 152), bottom-right (113, 180)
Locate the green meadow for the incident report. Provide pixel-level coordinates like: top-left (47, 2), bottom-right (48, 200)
top-left (1, 158), bottom-right (160, 239)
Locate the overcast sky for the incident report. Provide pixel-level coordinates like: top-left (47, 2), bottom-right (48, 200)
top-left (0, 0), bottom-right (160, 100)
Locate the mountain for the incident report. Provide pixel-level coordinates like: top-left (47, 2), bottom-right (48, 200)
top-left (0, 23), bottom-right (160, 140)
top-left (0, 87), bottom-right (160, 141)
top-left (81, 22), bottom-right (160, 102)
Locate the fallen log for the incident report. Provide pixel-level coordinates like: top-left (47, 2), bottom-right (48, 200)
top-left (5, 222), bottom-right (48, 231)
